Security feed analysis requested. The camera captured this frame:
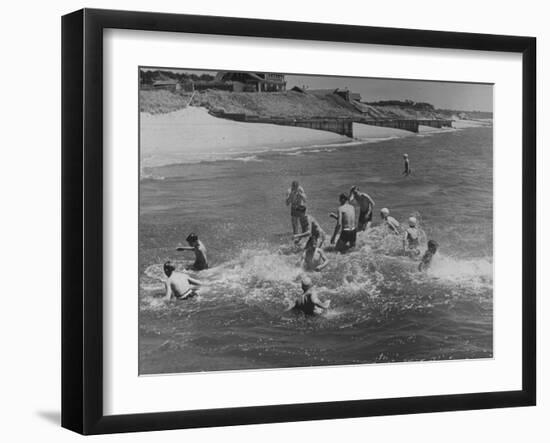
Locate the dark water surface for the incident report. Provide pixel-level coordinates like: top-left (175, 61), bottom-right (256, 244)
top-left (139, 126), bottom-right (493, 374)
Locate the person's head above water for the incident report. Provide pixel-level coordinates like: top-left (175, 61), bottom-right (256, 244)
top-left (301, 275), bottom-right (313, 292)
top-left (427, 239), bottom-right (439, 252)
top-left (291, 180), bottom-right (300, 191)
top-left (408, 216), bottom-right (417, 227)
top-left (186, 233), bottom-right (199, 245)
top-left (339, 193), bottom-right (348, 204)
top-left (380, 207), bottom-right (390, 218)
top-left (403, 153), bottom-right (408, 158)
top-left (163, 261), bottom-right (176, 277)
top-left (349, 185), bottom-right (359, 196)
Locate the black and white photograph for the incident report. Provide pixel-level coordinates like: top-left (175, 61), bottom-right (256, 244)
top-left (138, 68), bottom-right (494, 375)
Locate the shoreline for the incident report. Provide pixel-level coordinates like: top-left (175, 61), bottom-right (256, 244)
top-left (141, 106), bottom-right (490, 168)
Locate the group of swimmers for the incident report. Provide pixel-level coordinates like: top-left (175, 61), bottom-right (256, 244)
top-left (160, 155), bottom-right (438, 315)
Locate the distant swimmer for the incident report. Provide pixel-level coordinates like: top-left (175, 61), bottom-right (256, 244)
top-left (163, 261), bottom-right (202, 300)
top-left (349, 185), bottom-right (375, 232)
top-left (292, 276), bottom-right (330, 315)
top-left (418, 240), bottom-right (439, 271)
top-left (176, 233), bottom-right (208, 271)
top-left (403, 216), bottom-right (421, 256)
top-left (330, 193), bottom-right (357, 252)
top-left (301, 237), bottom-right (330, 272)
top-left (293, 209), bottom-right (327, 249)
top-left (285, 180), bottom-right (307, 235)
top-left (402, 153), bottom-right (412, 176)
top-left (380, 207), bottom-right (401, 234)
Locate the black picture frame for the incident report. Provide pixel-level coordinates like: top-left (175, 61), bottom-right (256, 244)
top-left (61, 8), bottom-right (536, 435)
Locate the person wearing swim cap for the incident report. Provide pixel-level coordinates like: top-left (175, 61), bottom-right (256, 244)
top-left (418, 240), bottom-right (439, 271)
top-left (402, 153), bottom-right (412, 176)
top-left (380, 207), bottom-right (401, 234)
top-left (293, 208), bottom-right (327, 249)
top-left (292, 276), bottom-right (330, 315)
top-left (349, 185), bottom-right (375, 232)
top-left (285, 180), bottom-right (307, 235)
top-left (301, 236), bottom-right (330, 272)
top-left (176, 233), bottom-right (208, 271)
top-left (403, 216), bottom-right (421, 256)
top-left (330, 193), bottom-right (356, 252)
top-left (163, 261), bottom-right (202, 300)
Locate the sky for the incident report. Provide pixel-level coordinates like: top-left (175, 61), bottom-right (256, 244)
top-left (141, 67), bottom-right (493, 112)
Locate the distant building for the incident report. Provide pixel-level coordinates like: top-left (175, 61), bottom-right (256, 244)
top-left (215, 72), bottom-right (286, 92)
top-left (152, 79), bottom-right (181, 92)
top-left (306, 88), bottom-right (361, 102)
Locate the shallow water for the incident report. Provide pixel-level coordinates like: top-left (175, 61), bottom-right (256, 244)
top-left (139, 126), bottom-right (493, 374)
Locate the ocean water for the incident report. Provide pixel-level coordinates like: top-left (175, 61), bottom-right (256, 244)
top-left (139, 126), bottom-right (493, 374)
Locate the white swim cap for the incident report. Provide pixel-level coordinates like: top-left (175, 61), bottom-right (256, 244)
top-left (380, 208), bottom-right (390, 216)
top-left (408, 216), bottom-right (417, 227)
top-left (301, 275), bottom-right (313, 289)
top-left (403, 153), bottom-right (408, 158)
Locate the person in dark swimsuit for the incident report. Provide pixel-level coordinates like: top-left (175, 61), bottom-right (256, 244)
top-left (293, 210), bottom-right (327, 248)
top-left (330, 193), bottom-right (356, 252)
top-left (286, 181), bottom-right (307, 235)
top-left (292, 276), bottom-right (330, 315)
top-left (349, 185), bottom-right (375, 232)
top-left (176, 233), bottom-right (208, 271)
top-left (418, 240), bottom-right (439, 271)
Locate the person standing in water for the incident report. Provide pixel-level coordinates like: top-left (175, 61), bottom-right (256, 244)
top-left (163, 261), bottom-right (202, 300)
top-left (293, 209), bottom-right (327, 249)
top-left (402, 153), bottom-right (412, 176)
top-left (176, 233), bottom-right (208, 270)
top-left (301, 236), bottom-right (330, 272)
top-left (418, 240), bottom-right (439, 271)
top-left (380, 207), bottom-right (401, 234)
top-left (349, 185), bottom-right (375, 232)
top-left (285, 180), bottom-right (307, 235)
top-left (292, 276), bottom-right (330, 315)
top-left (330, 193), bottom-right (356, 252)
top-left (403, 216), bottom-right (421, 256)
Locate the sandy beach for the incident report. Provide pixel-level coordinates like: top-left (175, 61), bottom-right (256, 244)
top-left (140, 107), bottom-right (415, 167)
top-left (140, 107), bottom-right (491, 168)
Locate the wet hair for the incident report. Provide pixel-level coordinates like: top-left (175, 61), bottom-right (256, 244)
top-left (339, 193), bottom-right (348, 203)
top-left (350, 185), bottom-right (358, 194)
top-left (291, 180), bottom-right (299, 190)
top-left (163, 261), bottom-right (176, 276)
top-left (427, 240), bottom-right (439, 251)
top-left (186, 233), bottom-right (198, 243)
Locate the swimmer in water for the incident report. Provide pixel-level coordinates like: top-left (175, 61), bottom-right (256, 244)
top-left (176, 233), bottom-right (208, 271)
top-left (418, 240), bottom-right (439, 271)
top-left (286, 180), bottom-right (307, 235)
top-left (330, 193), bottom-right (356, 253)
top-left (163, 261), bottom-right (202, 300)
top-left (380, 207), bottom-right (401, 234)
top-left (292, 276), bottom-right (330, 315)
top-left (293, 209), bottom-right (327, 249)
top-left (301, 236), bottom-right (329, 272)
top-left (403, 216), bottom-right (421, 256)
top-left (402, 153), bottom-right (412, 176)
top-left (349, 185), bottom-right (375, 232)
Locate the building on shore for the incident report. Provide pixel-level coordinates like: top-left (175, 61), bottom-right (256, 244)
top-left (307, 88), bottom-right (361, 102)
top-left (215, 72), bottom-right (287, 92)
top-left (151, 79), bottom-right (181, 92)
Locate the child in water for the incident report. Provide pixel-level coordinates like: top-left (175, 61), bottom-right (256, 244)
top-left (292, 276), bottom-right (330, 315)
top-left (402, 153), bottom-right (412, 176)
top-left (176, 233), bottom-right (208, 271)
top-left (403, 216), bottom-right (421, 256)
top-left (163, 261), bottom-right (202, 300)
top-left (418, 240), bottom-right (439, 271)
top-left (301, 236), bottom-right (329, 272)
top-left (380, 207), bottom-right (401, 234)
